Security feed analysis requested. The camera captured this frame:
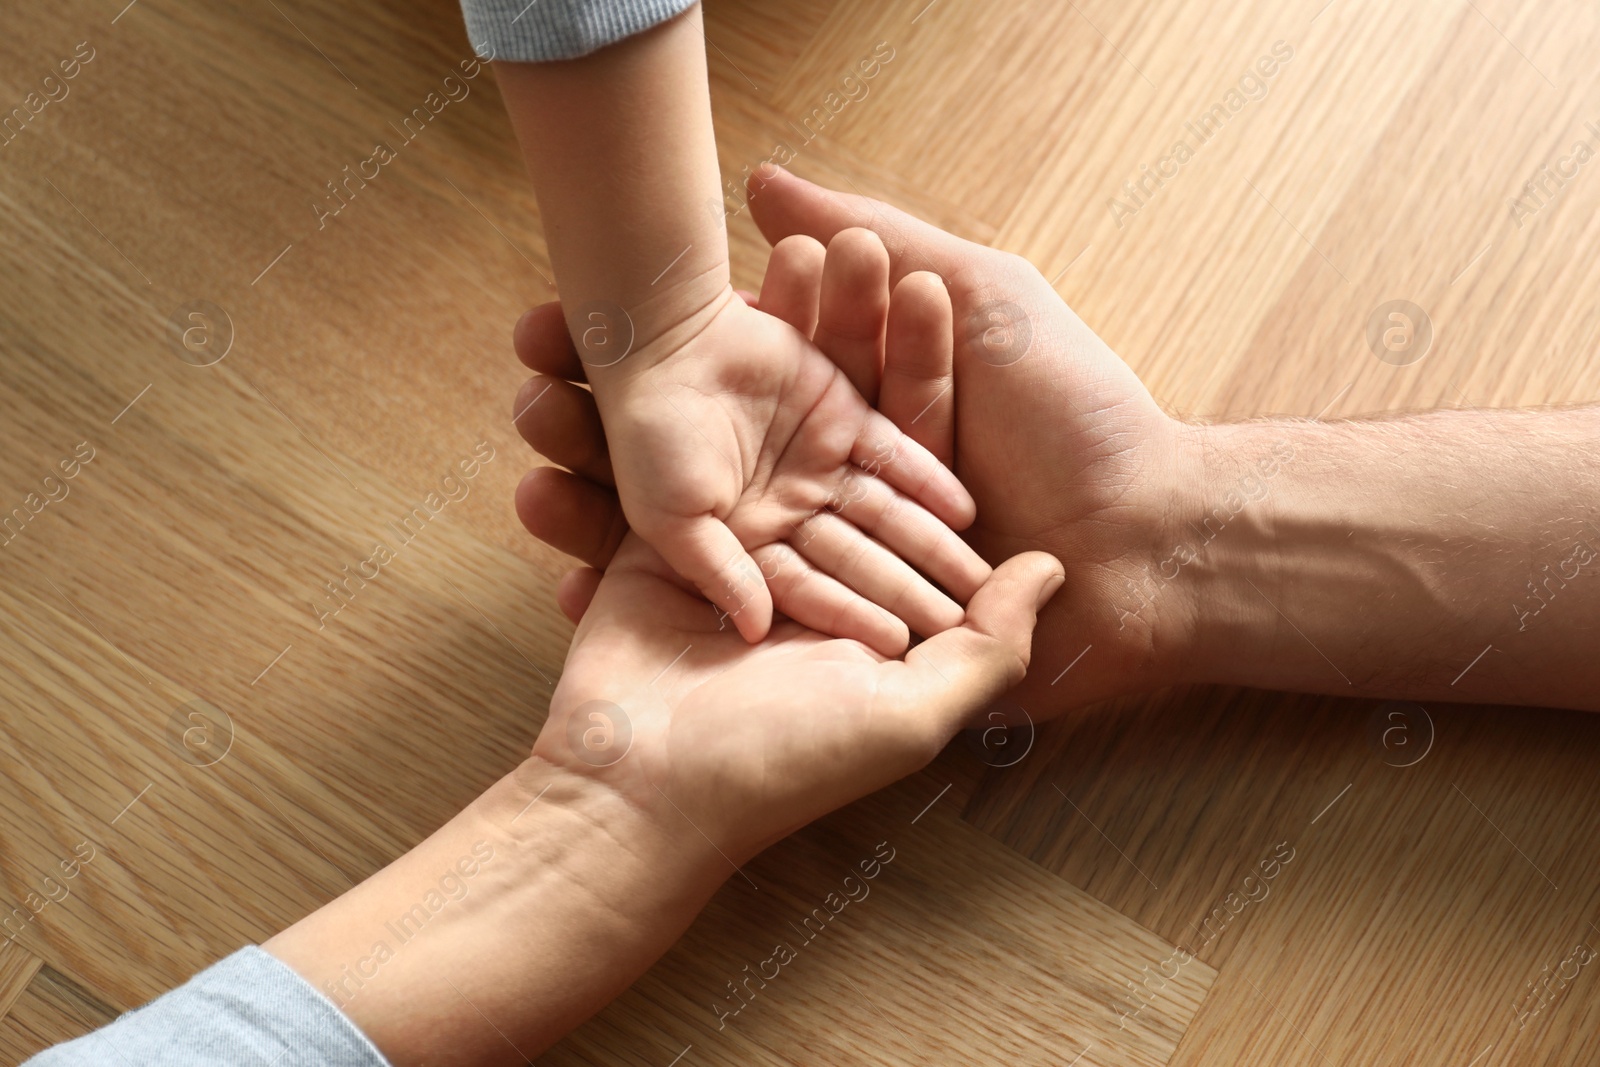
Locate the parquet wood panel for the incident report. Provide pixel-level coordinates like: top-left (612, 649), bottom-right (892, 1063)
top-left (2, 1), bottom-right (1596, 1064)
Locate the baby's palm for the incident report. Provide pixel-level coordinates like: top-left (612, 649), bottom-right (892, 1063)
top-left (598, 293), bottom-right (987, 654)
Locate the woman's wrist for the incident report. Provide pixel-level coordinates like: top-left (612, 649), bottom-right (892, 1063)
top-left (266, 756), bottom-right (726, 1065)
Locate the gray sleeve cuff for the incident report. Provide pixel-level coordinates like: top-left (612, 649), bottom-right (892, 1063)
top-left (27, 946), bottom-right (389, 1067)
top-left (460, 0), bottom-right (700, 62)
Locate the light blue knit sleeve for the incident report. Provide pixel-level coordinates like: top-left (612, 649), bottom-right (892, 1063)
top-left (26, 946), bottom-right (389, 1067)
top-left (461, 0), bottom-right (701, 62)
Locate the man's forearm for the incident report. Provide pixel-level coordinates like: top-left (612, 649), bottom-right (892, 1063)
top-left (265, 759), bottom-right (725, 1066)
top-left (493, 4), bottom-right (731, 369)
top-left (1170, 407), bottom-right (1600, 710)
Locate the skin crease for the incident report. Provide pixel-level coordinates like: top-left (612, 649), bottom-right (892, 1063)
top-left (513, 166), bottom-right (1600, 717)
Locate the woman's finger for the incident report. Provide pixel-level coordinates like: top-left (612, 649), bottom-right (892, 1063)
top-left (512, 375), bottom-right (614, 486)
top-left (881, 271), bottom-right (955, 468)
top-left (883, 551), bottom-right (1065, 743)
top-left (515, 467), bottom-right (626, 569)
top-left (513, 302), bottom-right (587, 382)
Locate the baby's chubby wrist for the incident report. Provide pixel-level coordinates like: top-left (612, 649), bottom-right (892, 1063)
top-left (564, 263), bottom-right (737, 383)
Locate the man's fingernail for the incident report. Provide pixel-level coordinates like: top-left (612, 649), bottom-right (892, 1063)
top-left (1037, 572), bottom-right (1066, 609)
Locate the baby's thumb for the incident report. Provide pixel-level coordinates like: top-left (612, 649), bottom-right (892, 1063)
top-left (656, 515), bottom-right (774, 644)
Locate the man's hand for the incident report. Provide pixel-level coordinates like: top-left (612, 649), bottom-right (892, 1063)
top-left (745, 168), bottom-right (1600, 714)
top-left (515, 176), bottom-right (1198, 714)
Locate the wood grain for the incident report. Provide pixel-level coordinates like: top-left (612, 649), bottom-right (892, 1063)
top-left (0, 945), bottom-right (43, 1023)
top-left (2, 0), bottom-right (1597, 1065)
top-left (0, 965), bottom-right (116, 1065)
top-left (549, 767), bottom-right (1216, 1067)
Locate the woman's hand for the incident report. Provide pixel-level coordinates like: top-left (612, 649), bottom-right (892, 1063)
top-left (267, 523), bottom-right (1058, 1067)
top-left (540, 530), bottom-right (1063, 862)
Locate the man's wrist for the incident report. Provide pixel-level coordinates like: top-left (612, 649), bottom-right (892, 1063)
top-left (1100, 405), bottom-right (1600, 711)
top-left (1164, 419), bottom-right (1301, 688)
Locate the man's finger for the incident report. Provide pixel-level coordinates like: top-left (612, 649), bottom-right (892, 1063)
top-left (813, 228), bottom-right (890, 405)
top-left (514, 302), bottom-right (588, 383)
top-left (515, 467), bottom-right (626, 569)
top-left (758, 235), bottom-right (826, 337)
top-left (512, 375), bottom-right (614, 486)
top-left (882, 271), bottom-right (955, 467)
top-left (747, 165), bottom-right (968, 286)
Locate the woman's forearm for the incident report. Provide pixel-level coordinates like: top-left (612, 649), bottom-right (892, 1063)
top-left (1172, 407), bottom-right (1600, 709)
top-left (493, 4), bottom-right (731, 371)
top-left (265, 758), bottom-right (725, 1066)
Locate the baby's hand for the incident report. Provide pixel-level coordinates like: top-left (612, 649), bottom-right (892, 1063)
top-left (514, 230), bottom-right (986, 655)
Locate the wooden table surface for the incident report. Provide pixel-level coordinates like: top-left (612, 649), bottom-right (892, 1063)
top-left (3, 1), bottom-right (1599, 1064)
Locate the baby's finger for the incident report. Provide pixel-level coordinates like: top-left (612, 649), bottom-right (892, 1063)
top-left (789, 512), bottom-right (964, 638)
top-left (514, 302), bottom-right (587, 383)
top-left (512, 375), bottom-right (614, 486)
top-left (853, 412), bottom-right (976, 530)
top-left (515, 467), bottom-right (626, 569)
top-left (655, 516), bottom-right (774, 644)
top-left (829, 474), bottom-right (990, 603)
top-left (754, 543), bottom-right (909, 656)
top-left (759, 234), bottom-right (826, 338)
top-left (814, 228), bottom-right (890, 405)
top-left (882, 271), bottom-right (955, 468)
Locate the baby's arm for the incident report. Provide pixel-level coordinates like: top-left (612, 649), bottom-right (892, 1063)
top-left (486, 4), bottom-right (728, 361)
top-left (473, 3), bottom-right (989, 649)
